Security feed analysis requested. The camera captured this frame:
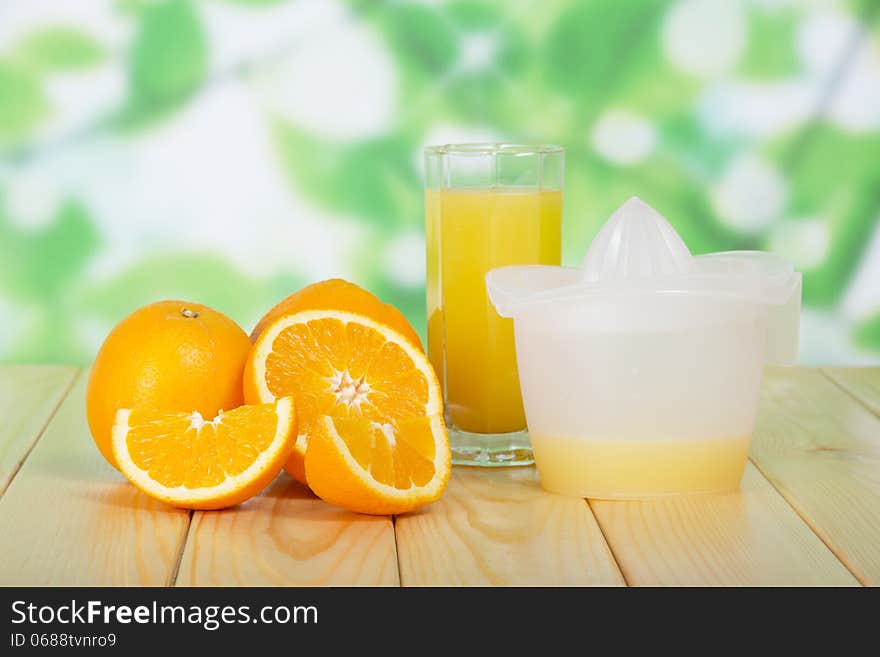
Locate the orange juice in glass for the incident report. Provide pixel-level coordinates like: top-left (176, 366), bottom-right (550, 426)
top-left (424, 144), bottom-right (563, 465)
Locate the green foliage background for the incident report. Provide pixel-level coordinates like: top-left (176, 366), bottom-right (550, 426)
top-left (0, 0), bottom-right (878, 364)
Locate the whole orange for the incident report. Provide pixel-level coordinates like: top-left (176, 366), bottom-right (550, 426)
top-left (249, 278), bottom-right (423, 351)
top-left (86, 300), bottom-right (252, 469)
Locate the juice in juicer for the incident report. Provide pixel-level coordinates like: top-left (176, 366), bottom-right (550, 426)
top-left (486, 197), bottom-right (802, 499)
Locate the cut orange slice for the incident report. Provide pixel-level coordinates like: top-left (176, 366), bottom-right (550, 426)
top-left (112, 397), bottom-right (296, 510)
top-left (305, 415), bottom-right (450, 515)
top-left (243, 309), bottom-right (442, 483)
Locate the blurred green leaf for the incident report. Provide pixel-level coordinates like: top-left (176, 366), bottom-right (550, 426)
top-left (221, 0), bottom-right (289, 5)
top-left (0, 198), bottom-right (100, 300)
top-left (273, 122), bottom-right (422, 230)
top-left (0, 60), bottom-right (49, 148)
top-left (0, 195), bottom-right (101, 364)
top-left (660, 112), bottom-right (742, 178)
top-left (785, 127), bottom-right (880, 213)
top-left (446, 1), bottom-right (503, 30)
top-left (782, 125), bottom-right (880, 306)
top-left (542, 0), bottom-right (666, 117)
top-left (444, 72), bottom-right (518, 126)
top-left (616, 64), bottom-right (698, 119)
top-left (738, 10), bottom-right (799, 78)
top-left (16, 27), bottom-right (106, 73)
top-left (377, 5), bottom-right (458, 77)
top-left (852, 0), bottom-right (880, 21)
top-left (28, 201), bottom-right (101, 297)
top-left (804, 199), bottom-right (880, 307)
top-left (121, 0), bottom-right (208, 125)
top-left (441, 3), bottom-right (529, 125)
top-left (854, 311), bottom-right (880, 352)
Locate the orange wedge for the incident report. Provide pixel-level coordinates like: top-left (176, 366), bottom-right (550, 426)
top-left (305, 415), bottom-right (450, 515)
top-left (112, 397), bottom-right (296, 510)
top-left (243, 309), bottom-right (443, 483)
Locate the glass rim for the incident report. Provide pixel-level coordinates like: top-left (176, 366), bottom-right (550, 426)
top-left (424, 142), bottom-right (564, 155)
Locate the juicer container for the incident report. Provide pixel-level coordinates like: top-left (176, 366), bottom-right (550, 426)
top-left (485, 198), bottom-right (802, 498)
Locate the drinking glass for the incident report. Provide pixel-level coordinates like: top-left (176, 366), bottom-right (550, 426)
top-left (424, 143), bottom-right (564, 466)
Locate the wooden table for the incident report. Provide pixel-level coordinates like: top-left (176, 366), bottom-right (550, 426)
top-left (0, 366), bottom-right (878, 587)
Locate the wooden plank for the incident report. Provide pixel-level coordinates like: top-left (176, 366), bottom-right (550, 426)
top-left (589, 464), bottom-right (858, 586)
top-left (822, 367), bottom-right (880, 418)
top-left (176, 476), bottom-right (399, 586)
top-left (0, 373), bottom-right (190, 586)
top-left (395, 467), bottom-right (625, 586)
top-left (750, 367), bottom-right (880, 585)
top-left (0, 365), bottom-right (78, 497)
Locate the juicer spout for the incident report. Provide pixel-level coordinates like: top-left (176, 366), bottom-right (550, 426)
top-left (581, 196), bottom-right (693, 283)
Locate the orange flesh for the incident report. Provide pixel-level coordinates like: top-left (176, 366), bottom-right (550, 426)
top-left (125, 405), bottom-right (278, 489)
top-left (265, 318), bottom-right (431, 429)
top-left (327, 416), bottom-right (438, 489)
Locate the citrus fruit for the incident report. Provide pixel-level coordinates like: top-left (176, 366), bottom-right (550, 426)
top-left (112, 397), bottom-right (296, 510)
top-left (87, 300), bottom-right (252, 469)
top-left (244, 308), bottom-right (442, 483)
top-left (305, 415), bottom-right (450, 515)
top-left (250, 278), bottom-right (423, 351)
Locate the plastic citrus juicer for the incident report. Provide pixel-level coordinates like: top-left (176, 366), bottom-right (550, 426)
top-left (485, 197), bottom-right (802, 499)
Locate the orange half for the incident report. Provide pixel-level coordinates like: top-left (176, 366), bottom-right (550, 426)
top-left (243, 310), bottom-right (442, 483)
top-left (112, 397), bottom-right (296, 510)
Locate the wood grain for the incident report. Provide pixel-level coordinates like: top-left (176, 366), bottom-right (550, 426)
top-left (0, 373), bottom-right (191, 586)
top-left (822, 367), bottom-right (880, 418)
top-left (176, 475), bottom-right (398, 586)
top-left (589, 464), bottom-right (857, 586)
top-left (0, 365), bottom-right (78, 497)
top-left (750, 367), bottom-right (880, 585)
top-left (0, 364), bottom-right (876, 587)
top-left (395, 467), bottom-right (624, 586)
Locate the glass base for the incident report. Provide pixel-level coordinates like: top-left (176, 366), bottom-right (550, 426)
top-left (449, 426), bottom-right (534, 467)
